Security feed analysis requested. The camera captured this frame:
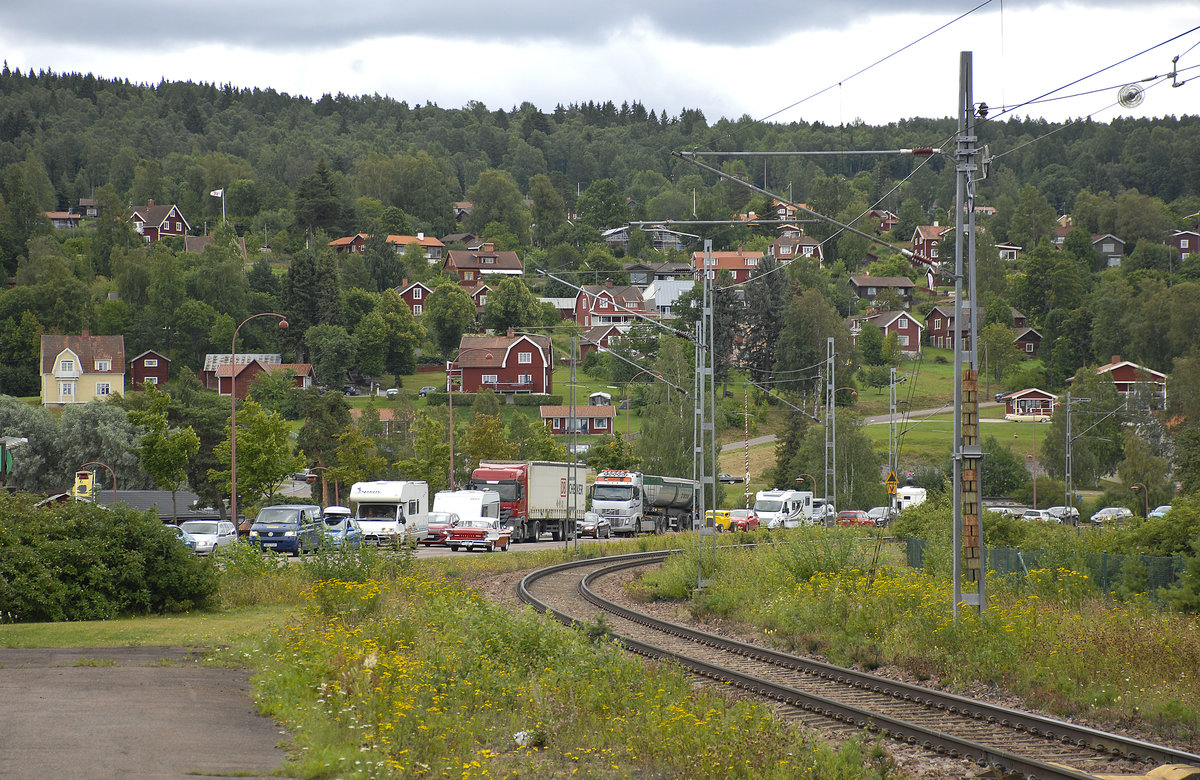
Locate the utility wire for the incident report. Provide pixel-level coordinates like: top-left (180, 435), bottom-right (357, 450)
top-left (759, 0), bottom-right (995, 123)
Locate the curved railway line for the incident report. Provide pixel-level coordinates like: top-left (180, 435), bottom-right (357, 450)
top-left (517, 549), bottom-right (1200, 780)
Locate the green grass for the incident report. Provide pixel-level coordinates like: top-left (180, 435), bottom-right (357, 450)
top-left (0, 605), bottom-right (288, 648)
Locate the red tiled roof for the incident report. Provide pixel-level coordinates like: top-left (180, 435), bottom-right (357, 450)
top-left (538, 405), bottom-right (616, 419)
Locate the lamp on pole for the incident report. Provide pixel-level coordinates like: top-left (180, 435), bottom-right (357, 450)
top-left (230, 313), bottom-right (288, 529)
top-left (79, 461), bottom-right (117, 507)
top-left (795, 473), bottom-right (814, 489)
top-left (308, 465), bottom-right (338, 506)
top-left (1130, 482), bottom-right (1149, 517)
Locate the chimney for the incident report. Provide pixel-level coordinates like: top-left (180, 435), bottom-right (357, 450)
top-left (932, 219), bottom-right (939, 227)
top-left (605, 277), bottom-right (613, 287)
top-left (147, 199), bottom-right (155, 207)
top-left (81, 328), bottom-right (90, 338)
top-left (507, 328), bottom-right (515, 337)
top-left (417, 232), bottom-right (424, 240)
top-left (400, 278), bottom-right (408, 289)
top-left (1112, 355), bottom-right (1121, 364)
top-left (482, 242), bottom-right (495, 252)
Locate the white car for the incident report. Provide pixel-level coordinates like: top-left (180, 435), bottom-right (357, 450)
top-left (1089, 506), bottom-right (1133, 524)
top-left (179, 519), bottom-right (238, 555)
top-left (1148, 505), bottom-right (1171, 518)
top-left (1021, 508), bottom-right (1054, 522)
top-left (1046, 506), bottom-right (1081, 524)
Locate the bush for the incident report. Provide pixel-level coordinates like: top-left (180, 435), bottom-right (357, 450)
top-left (0, 494), bottom-right (219, 622)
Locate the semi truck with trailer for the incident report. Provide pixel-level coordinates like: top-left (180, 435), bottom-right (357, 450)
top-left (752, 489), bottom-right (815, 528)
top-left (589, 470), bottom-right (698, 536)
top-left (466, 461), bottom-right (588, 543)
top-left (348, 480), bottom-right (429, 545)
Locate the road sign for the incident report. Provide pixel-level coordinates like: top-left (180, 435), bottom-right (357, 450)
top-left (885, 471), bottom-right (899, 495)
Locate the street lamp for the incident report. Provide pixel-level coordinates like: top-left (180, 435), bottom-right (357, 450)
top-left (619, 369), bottom-right (664, 440)
top-left (230, 313), bottom-right (288, 528)
top-left (795, 473), bottom-right (815, 489)
top-left (309, 465), bottom-right (338, 506)
top-left (79, 461), bottom-right (117, 506)
top-left (1130, 482), bottom-right (1149, 517)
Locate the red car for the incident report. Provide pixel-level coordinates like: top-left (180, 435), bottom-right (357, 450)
top-left (445, 519), bottom-right (512, 552)
top-left (835, 509), bottom-right (873, 527)
top-left (420, 511), bottom-right (461, 547)
top-left (727, 509), bottom-right (760, 532)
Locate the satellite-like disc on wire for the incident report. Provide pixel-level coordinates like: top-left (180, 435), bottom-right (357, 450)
top-left (1118, 83), bottom-right (1145, 108)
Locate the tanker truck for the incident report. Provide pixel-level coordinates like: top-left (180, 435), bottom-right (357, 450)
top-left (466, 461), bottom-right (588, 543)
top-left (589, 470), bottom-right (698, 536)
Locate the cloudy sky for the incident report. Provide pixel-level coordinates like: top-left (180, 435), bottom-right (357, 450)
top-left (0, 1), bottom-right (1196, 125)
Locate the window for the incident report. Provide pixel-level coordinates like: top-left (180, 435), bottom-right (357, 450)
top-left (598, 299), bottom-right (608, 309)
top-left (1182, 239), bottom-right (1190, 249)
top-left (147, 376), bottom-right (159, 384)
top-left (1102, 242), bottom-right (1115, 253)
top-left (59, 382), bottom-right (74, 398)
top-left (60, 359), bottom-right (75, 372)
top-left (898, 335), bottom-right (909, 347)
top-left (95, 359), bottom-right (111, 371)
top-left (95, 383), bottom-right (111, 396)
top-left (866, 287), bottom-right (876, 296)
top-left (779, 245), bottom-right (792, 255)
top-left (482, 375), bottom-right (498, 384)
top-left (932, 319), bottom-right (941, 330)
top-left (481, 256), bottom-right (494, 264)
top-left (478, 295), bottom-right (486, 306)
top-left (897, 319), bottom-right (908, 330)
top-left (518, 373), bottom-right (533, 384)
top-left (144, 358), bottom-right (158, 367)
top-left (1025, 343), bottom-right (1034, 353)
top-left (518, 352), bottom-right (532, 364)
top-left (745, 257), bottom-right (758, 266)
top-left (464, 271), bottom-right (473, 280)
top-left (413, 287), bottom-right (423, 299)
top-left (413, 304), bottom-right (423, 315)
top-left (595, 418), bottom-right (607, 429)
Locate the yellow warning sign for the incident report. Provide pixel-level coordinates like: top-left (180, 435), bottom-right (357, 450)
top-left (885, 471), bottom-right (899, 495)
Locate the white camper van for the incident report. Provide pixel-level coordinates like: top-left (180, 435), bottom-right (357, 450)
top-left (752, 489), bottom-right (814, 528)
top-left (348, 481), bottom-right (429, 545)
top-left (432, 489), bottom-right (502, 524)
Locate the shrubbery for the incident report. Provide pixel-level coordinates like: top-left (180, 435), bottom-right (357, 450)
top-left (0, 493), bottom-right (218, 622)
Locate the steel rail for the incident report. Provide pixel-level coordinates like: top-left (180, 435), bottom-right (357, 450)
top-left (518, 551), bottom-right (1200, 778)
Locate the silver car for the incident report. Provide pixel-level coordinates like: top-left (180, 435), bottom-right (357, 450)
top-left (179, 519), bottom-right (238, 555)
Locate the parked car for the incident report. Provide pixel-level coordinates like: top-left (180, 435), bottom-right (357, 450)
top-left (322, 507), bottom-right (363, 549)
top-left (705, 508), bottom-right (732, 531)
top-left (576, 511), bottom-right (612, 539)
top-left (342, 384), bottom-right (358, 396)
top-left (421, 511), bottom-right (462, 547)
top-left (385, 388), bottom-right (399, 399)
top-left (445, 518), bottom-right (512, 552)
top-left (718, 473), bottom-right (743, 484)
top-left (179, 519), bottom-right (238, 555)
top-left (1089, 506), bottom-right (1134, 524)
top-left (1021, 508), bottom-right (1054, 522)
top-left (1149, 505), bottom-right (1172, 518)
top-left (166, 523), bottom-right (197, 552)
top-left (1046, 506), bottom-right (1081, 524)
top-left (249, 504), bottom-right (324, 555)
top-left (727, 508), bottom-right (760, 532)
top-left (418, 386), bottom-right (438, 397)
top-left (867, 506), bottom-right (896, 527)
top-left (835, 509), bottom-right (873, 527)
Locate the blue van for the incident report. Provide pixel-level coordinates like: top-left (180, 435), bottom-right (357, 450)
top-left (249, 504), bottom-right (323, 555)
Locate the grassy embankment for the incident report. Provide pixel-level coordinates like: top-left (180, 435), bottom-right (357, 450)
top-left (1, 539), bottom-right (890, 779)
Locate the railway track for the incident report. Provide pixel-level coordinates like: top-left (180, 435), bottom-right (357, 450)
top-left (517, 550), bottom-right (1200, 780)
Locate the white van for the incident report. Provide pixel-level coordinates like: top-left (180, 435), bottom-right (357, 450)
top-left (432, 489), bottom-right (502, 524)
top-left (753, 489), bottom-right (814, 528)
top-left (349, 481), bottom-right (429, 545)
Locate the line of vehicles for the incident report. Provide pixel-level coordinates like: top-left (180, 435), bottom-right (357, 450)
top-left (169, 461), bottom-right (931, 556)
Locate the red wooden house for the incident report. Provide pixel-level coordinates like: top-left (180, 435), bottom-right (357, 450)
top-left (539, 405), bottom-right (616, 435)
top-left (451, 334), bottom-right (552, 394)
top-left (1095, 356), bottom-right (1167, 409)
top-left (573, 281), bottom-right (650, 330)
top-left (127, 200), bottom-right (190, 243)
top-left (129, 350), bottom-right (170, 388)
top-left (768, 233), bottom-right (823, 264)
top-left (1002, 388), bottom-right (1057, 421)
top-left (395, 281), bottom-right (433, 316)
top-left (848, 275), bottom-right (916, 309)
top-left (847, 311), bottom-right (923, 357)
top-left (443, 243), bottom-right (523, 286)
top-left (691, 248), bottom-right (764, 283)
top-left (580, 324), bottom-right (623, 358)
top-left (911, 224), bottom-right (952, 263)
top-left (1167, 230), bottom-right (1199, 261)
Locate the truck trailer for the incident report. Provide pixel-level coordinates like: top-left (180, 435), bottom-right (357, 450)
top-left (589, 470), bottom-right (697, 536)
top-left (466, 460), bottom-right (588, 543)
top-left (348, 480), bottom-right (429, 545)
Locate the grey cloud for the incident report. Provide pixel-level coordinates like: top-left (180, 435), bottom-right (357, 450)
top-left (0, 0), bottom-right (1131, 51)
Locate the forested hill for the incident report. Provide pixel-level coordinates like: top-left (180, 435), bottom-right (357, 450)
top-left (1, 64), bottom-right (1198, 253)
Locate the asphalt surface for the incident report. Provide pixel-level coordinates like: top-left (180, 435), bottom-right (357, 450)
top-left (0, 646), bottom-right (289, 779)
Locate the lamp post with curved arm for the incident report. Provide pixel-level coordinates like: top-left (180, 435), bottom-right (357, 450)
top-left (621, 369), bottom-right (664, 440)
top-left (230, 313), bottom-right (288, 529)
top-left (1130, 482), bottom-right (1149, 517)
top-left (309, 465), bottom-right (338, 506)
top-left (79, 461), bottom-right (117, 506)
top-left (828, 387), bottom-right (858, 511)
top-left (795, 473), bottom-right (814, 489)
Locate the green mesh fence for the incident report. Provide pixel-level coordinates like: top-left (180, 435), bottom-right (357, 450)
top-left (905, 537), bottom-right (1185, 599)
